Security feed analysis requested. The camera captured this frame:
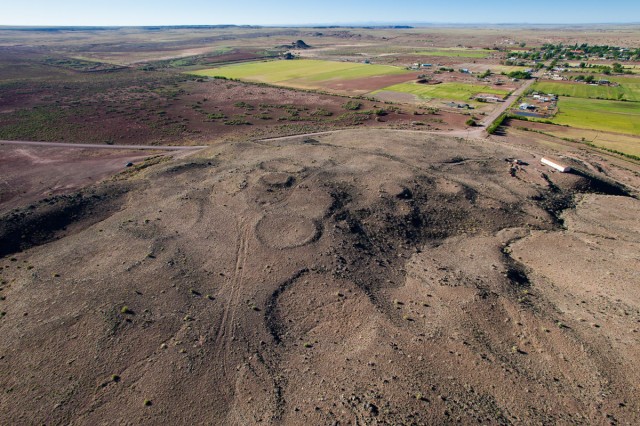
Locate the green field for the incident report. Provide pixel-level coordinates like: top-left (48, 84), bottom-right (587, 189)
top-left (548, 97), bottom-right (640, 135)
top-left (190, 59), bottom-right (410, 89)
top-left (533, 126), bottom-right (640, 157)
top-left (415, 49), bottom-right (494, 58)
top-left (532, 78), bottom-right (640, 101)
top-left (375, 82), bottom-right (509, 102)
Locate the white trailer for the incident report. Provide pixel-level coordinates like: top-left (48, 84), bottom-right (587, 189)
top-left (541, 158), bottom-right (570, 173)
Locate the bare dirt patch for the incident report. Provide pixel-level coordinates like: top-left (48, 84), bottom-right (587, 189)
top-left (0, 144), bottom-right (165, 213)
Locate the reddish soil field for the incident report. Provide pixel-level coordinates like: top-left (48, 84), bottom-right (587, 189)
top-left (324, 71), bottom-right (422, 93)
top-left (0, 68), bottom-right (464, 146)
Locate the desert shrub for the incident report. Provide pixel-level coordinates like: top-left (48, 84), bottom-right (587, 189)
top-left (311, 108), bottom-right (333, 117)
top-left (224, 116), bottom-right (251, 125)
top-left (233, 101), bottom-right (254, 109)
top-left (342, 100), bottom-right (362, 111)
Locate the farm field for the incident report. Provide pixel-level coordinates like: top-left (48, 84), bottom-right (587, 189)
top-left (457, 63), bottom-right (529, 74)
top-left (546, 97), bottom-right (640, 135)
top-left (547, 127), bottom-right (640, 157)
top-left (374, 81), bottom-right (509, 103)
top-left (508, 119), bottom-right (640, 157)
top-left (414, 48), bottom-right (495, 58)
top-left (190, 59), bottom-right (413, 93)
top-left (532, 78), bottom-right (640, 101)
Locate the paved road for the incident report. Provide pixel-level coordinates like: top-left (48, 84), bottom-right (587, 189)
top-left (0, 140), bottom-right (207, 151)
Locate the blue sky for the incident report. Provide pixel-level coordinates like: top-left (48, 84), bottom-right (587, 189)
top-left (2, 0), bottom-right (639, 26)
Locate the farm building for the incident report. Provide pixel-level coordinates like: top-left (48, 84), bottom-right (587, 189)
top-left (519, 103), bottom-right (536, 110)
top-left (476, 95), bottom-right (502, 102)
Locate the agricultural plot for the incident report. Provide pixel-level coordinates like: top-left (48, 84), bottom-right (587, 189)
top-left (190, 59), bottom-right (412, 92)
top-left (457, 63), bottom-right (529, 74)
top-left (532, 78), bottom-right (640, 101)
top-left (539, 125), bottom-right (640, 157)
top-left (414, 49), bottom-right (494, 58)
top-left (374, 82), bottom-right (509, 103)
top-left (548, 97), bottom-right (640, 135)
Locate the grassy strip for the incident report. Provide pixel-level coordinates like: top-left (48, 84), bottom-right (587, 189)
top-left (532, 80), bottom-right (640, 102)
top-left (189, 59), bottom-right (409, 86)
top-left (374, 82), bottom-right (509, 102)
top-left (487, 113), bottom-right (507, 134)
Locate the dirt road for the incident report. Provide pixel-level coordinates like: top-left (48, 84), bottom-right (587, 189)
top-left (478, 78), bottom-right (535, 127)
top-left (0, 140), bottom-right (207, 151)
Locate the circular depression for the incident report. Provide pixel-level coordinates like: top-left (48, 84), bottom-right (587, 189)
top-left (255, 214), bottom-right (321, 249)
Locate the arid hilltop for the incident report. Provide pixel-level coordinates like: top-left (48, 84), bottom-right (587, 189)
top-left (1, 129), bottom-right (639, 424)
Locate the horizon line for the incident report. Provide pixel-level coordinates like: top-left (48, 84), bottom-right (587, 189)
top-left (1, 22), bottom-right (640, 28)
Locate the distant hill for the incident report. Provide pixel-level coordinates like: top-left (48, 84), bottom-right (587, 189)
top-left (277, 39), bottom-right (312, 49)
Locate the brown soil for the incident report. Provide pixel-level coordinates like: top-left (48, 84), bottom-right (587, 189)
top-left (324, 72), bottom-right (422, 93)
top-left (1, 129), bottom-right (639, 425)
top-left (0, 144), bottom-right (167, 214)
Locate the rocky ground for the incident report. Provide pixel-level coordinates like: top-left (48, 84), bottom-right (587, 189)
top-left (0, 129), bottom-right (638, 425)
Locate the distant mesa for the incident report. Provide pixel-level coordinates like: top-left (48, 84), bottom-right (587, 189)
top-left (277, 39), bottom-right (311, 50)
top-left (293, 39), bottom-right (311, 49)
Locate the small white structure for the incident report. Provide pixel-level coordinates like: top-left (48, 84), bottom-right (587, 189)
top-left (541, 158), bottom-right (571, 173)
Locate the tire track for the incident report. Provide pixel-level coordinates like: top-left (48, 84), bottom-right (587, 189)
top-left (214, 215), bottom-right (251, 377)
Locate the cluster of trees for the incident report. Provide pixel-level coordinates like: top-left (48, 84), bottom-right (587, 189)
top-left (508, 43), bottom-right (640, 62)
top-left (477, 69), bottom-right (492, 79)
top-left (574, 74), bottom-right (597, 83)
top-left (507, 70), bottom-right (532, 80)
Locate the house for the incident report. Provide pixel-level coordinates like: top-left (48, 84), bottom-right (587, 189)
top-left (477, 95), bottom-right (502, 102)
